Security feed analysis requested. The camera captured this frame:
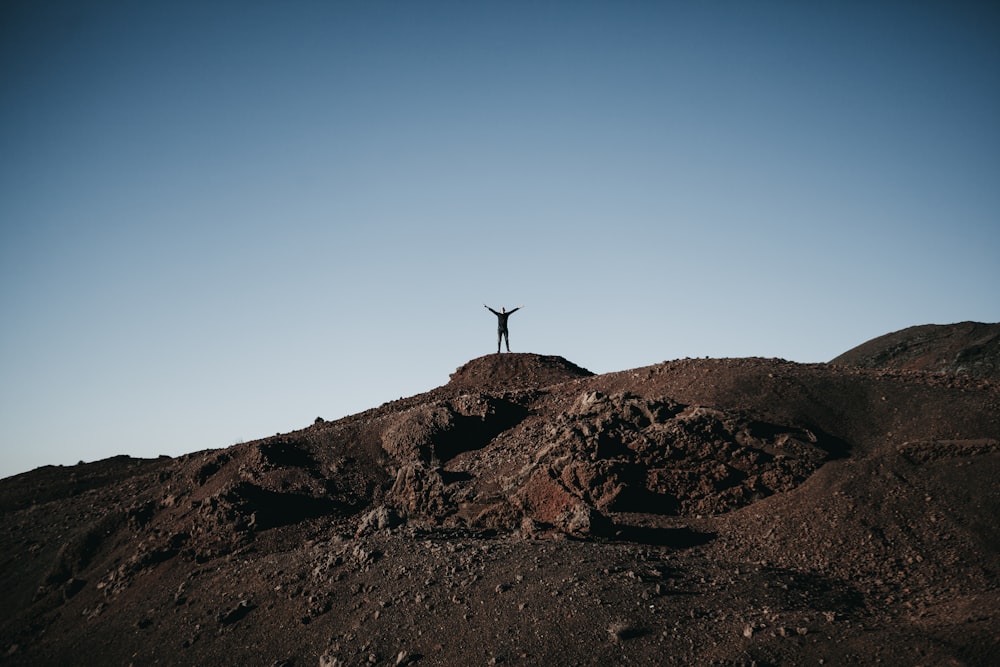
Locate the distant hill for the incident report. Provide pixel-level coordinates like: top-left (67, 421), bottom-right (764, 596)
top-left (831, 321), bottom-right (1000, 379)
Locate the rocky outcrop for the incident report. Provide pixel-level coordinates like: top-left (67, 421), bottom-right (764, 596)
top-left (376, 388), bottom-right (845, 538)
top-left (380, 393), bottom-right (529, 465)
top-left (501, 391), bottom-right (839, 536)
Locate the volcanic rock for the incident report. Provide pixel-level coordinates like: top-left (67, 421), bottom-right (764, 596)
top-left (1, 340), bottom-right (998, 665)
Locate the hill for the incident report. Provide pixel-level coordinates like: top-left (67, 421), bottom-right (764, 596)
top-left (1, 348), bottom-right (998, 665)
top-left (831, 321), bottom-right (1000, 379)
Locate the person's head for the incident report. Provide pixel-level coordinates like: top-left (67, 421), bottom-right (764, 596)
top-left (501, 307), bottom-right (506, 313)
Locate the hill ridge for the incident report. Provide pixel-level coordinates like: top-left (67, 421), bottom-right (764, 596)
top-left (831, 320), bottom-right (1000, 379)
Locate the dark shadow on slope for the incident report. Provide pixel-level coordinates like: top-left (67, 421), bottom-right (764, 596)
top-left (225, 482), bottom-right (343, 530)
top-left (606, 524), bottom-right (715, 547)
top-left (433, 400), bottom-right (530, 463)
top-left (43, 511), bottom-right (126, 586)
top-left (745, 421), bottom-right (852, 461)
top-left (258, 439), bottom-right (318, 469)
top-left (605, 486), bottom-right (680, 515)
top-left (440, 470), bottom-right (473, 484)
top-left (757, 566), bottom-right (866, 614)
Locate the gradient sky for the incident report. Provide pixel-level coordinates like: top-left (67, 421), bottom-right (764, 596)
top-left (2, 1), bottom-right (998, 479)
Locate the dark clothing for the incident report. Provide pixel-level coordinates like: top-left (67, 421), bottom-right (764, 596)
top-left (487, 306), bottom-right (519, 332)
top-left (486, 306), bottom-right (520, 352)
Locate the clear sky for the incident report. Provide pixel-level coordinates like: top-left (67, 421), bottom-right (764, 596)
top-left (2, 1), bottom-right (998, 479)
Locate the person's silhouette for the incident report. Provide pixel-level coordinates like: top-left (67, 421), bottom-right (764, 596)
top-left (484, 304), bottom-right (522, 353)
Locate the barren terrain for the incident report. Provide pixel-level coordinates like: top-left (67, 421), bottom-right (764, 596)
top-left (2, 323), bottom-right (998, 666)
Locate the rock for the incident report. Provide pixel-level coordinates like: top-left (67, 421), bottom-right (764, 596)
top-left (608, 620), bottom-right (645, 641)
top-left (557, 503), bottom-right (612, 537)
top-left (218, 599), bottom-right (254, 625)
top-left (515, 467), bottom-right (611, 537)
top-left (388, 462), bottom-right (454, 519)
top-left (352, 545), bottom-right (381, 566)
top-left (394, 650), bottom-right (418, 665)
top-left (355, 505), bottom-right (404, 536)
top-left (381, 406), bottom-right (455, 462)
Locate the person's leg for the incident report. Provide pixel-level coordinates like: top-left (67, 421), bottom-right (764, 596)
top-left (504, 330), bottom-right (510, 352)
top-left (497, 329), bottom-right (502, 353)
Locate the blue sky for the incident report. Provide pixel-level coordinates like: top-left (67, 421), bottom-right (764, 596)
top-left (2, 1), bottom-right (998, 479)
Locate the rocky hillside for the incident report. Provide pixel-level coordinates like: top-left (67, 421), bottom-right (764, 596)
top-left (1, 345), bottom-right (998, 666)
top-left (831, 321), bottom-right (1000, 379)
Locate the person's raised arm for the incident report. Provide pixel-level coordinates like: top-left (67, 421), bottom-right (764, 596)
top-left (484, 304), bottom-right (500, 316)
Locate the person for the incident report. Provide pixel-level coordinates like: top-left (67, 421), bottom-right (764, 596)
top-left (484, 304), bottom-right (522, 353)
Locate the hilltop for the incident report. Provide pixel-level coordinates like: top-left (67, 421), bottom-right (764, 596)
top-left (831, 321), bottom-right (1000, 379)
top-left (1, 326), bottom-right (998, 665)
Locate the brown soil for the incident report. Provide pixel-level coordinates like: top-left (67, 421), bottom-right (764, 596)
top-left (2, 325), bottom-right (999, 666)
top-left (831, 321), bottom-right (1000, 379)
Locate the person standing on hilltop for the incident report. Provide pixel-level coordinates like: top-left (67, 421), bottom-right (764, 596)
top-left (484, 304), bottom-right (522, 353)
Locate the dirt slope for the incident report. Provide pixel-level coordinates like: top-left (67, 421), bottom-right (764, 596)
top-left (1, 349), bottom-right (998, 666)
top-left (831, 321), bottom-right (1000, 379)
